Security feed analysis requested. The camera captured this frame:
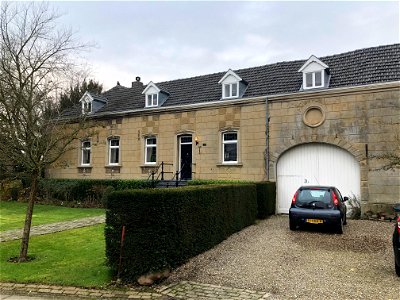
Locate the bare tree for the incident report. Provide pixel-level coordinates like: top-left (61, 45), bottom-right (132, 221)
top-left (0, 2), bottom-right (93, 261)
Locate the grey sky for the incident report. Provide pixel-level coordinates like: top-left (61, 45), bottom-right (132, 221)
top-left (54, 1), bottom-right (399, 90)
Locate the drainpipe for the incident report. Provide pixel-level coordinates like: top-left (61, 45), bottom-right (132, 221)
top-left (265, 97), bottom-right (270, 181)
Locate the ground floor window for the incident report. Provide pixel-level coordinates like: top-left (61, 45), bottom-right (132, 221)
top-left (108, 138), bottom-right (120, 165)
top-left (81, 140), bottom-right (91, 165)
top-left (145, 136), bottom-right (157, 164)
top-left (222, 131), bottom-right (238, 163)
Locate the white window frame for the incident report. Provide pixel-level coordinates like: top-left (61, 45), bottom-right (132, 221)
top-left (108, 138), bottom-right (120, 165)
top-left (81, 140), bottom-right (91, 166)
top-left (222, 82), bottom-right (239, 99)
top-left (146, 93), bottom-right (158, 107)
top-left (222, 131), bottom-right (238, 164)
top-left (82, 101), bottom-right (92, 114)
top-left (303, 71), bottom-right (324, 89)
top-left (145, 136), bottom-right (157, 165)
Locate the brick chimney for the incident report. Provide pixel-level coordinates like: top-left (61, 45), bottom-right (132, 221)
top-left (132, 76), bottom-right (144, 88)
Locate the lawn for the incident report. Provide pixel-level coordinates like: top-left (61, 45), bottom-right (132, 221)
top-left (0, 201), bottom-right (104, 232)
top-left (0, 224), bottom-right (111, 287)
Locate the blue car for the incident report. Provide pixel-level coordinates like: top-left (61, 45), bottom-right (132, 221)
top-left (289, 186), bottom-right (347, 234)
top-left (393, 204), bottom-right (400, 276)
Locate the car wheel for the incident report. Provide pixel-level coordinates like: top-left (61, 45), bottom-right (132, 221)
top-left (396, 260), bottom-right (400, 277)
top-left (289, 219), bottom-right (296, 231)
top-left (336, 218), bottom-right (344, 234)
top-left (343, 214), bottom-right (347, 225)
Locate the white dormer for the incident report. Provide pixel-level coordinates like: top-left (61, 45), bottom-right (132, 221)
top-left (142, 81), bottom-right (160, 107)
top-left (218, 69), bottom-right (243, 99)
top-left (79, 91), bottom-right (93, 114)
top-left (298, 55), bottom-right (330, 90)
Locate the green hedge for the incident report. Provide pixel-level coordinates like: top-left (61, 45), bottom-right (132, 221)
top-left (38, 179), bottom-right (153, 207)
top-left (255, 182), bottom-right (276, 219)
top-left (105, 184), bottom-right (257, 282)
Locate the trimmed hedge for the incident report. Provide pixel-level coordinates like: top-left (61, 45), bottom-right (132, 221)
top-left (38, 179), bottom-right (153, 207)
top-left (255, 181), bottom-right (276, 219)
top-left (105, 184), bottom-right (257, 282)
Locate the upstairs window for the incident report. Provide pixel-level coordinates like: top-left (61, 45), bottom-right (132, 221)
top-left (81, 140), bottom-right (91, 166)
top-left (305, 71), bottom-right (323, 88)
top-left (223, 83), bottom-right (239, 99)
top-left (108, 138), bottom-right (120, 165)
top-left (146, 94), bottom-right (158, 107)
top-left (222, 131), bottom-right (238, 163)
top-left (82, 101), bottom-right (92, 114)
top-left (145, 137), bottom-right (157, 164)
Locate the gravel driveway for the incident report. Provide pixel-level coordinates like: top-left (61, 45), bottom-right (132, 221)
top-left (164, 215), bottom-right (399, 299)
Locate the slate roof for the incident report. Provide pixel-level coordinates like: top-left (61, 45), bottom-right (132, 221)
top-left (65, 44), bottom-right (400, 117)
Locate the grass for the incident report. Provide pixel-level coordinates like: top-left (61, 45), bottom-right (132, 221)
top-left (0, 201), bottom-right (104, 232)
top-left (0, 224), bottom-right (111, 287)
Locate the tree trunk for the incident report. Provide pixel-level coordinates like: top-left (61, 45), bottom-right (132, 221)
top-left (18, 174), bottom-right (38, 262)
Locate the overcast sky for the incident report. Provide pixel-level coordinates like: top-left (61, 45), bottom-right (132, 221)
top-left (54, 1), bottom-right (399, 90)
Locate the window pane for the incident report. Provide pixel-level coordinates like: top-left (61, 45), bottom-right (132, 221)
top-left (180, 136), bottom-right (192, 143)
top-left (146, 137), bottom-right (156, 145)
top-left (146, 146), bottom-right (157, 163)
top-left (153, 94), bottom-right (158, 106)
top-left (224, 132), bottom-right (237, 141)
top-left (147, 95), bottom-right (152, 106)
top-left (110, 139), bottom-right (119, 146)
top-left (306, 73), bottom-right (313, 87)
top-left (224, 84), bottom-right (230, 97)
top-left (82, 149), bottom-right (90, 164)
top-left (231, 83), bottom-right (238, 96)
top-left (82, 141), bottom-right (91, 148)
top-left (315, 71), bottom-right (322, 86)
top-left (110, 148), bottom-right (119, 164)
top-left (224, 143), bottom-right (237, 162)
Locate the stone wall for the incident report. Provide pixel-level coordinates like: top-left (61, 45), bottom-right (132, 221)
top-left (48, 83), bottom-right (400, 213)
top-left (267, 83), bottom-right (399, 213)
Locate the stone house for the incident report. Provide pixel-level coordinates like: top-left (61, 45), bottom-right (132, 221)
top-left (50, 44), bottom-right (400, 214)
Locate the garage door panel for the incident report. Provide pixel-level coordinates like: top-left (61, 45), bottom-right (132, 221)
top-left (277, 143), bottom-right (360, 214)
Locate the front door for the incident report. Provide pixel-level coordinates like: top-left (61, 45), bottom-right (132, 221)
top-left (179, 135), bottom-right (192, 180)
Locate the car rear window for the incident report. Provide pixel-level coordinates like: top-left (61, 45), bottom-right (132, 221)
top-left (296, 189), bottom-right (333, 208)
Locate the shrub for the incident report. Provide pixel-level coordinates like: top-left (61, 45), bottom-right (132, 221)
top-left (105, 184), bottom-right (257, 282)
top-left (255, 182), bottom-right (276, 219)
top-left (0, 179), bottom-right (23, 201)
top-left (346, 194), bottom-right (361, 219)
top-left (188, 179), bottom-right (251, 186)
top-left (38, 179), bottom-right (152, 207)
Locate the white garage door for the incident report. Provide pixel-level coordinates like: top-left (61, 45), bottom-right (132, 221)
top-left (277, 143), bottom-right (360, 214)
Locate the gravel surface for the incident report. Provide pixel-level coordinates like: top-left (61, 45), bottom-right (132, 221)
top-left (164, 216), bottom-right (399, 299)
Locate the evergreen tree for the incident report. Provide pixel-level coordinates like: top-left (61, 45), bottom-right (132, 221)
top-left (59, 79), bottom-right (103, 111)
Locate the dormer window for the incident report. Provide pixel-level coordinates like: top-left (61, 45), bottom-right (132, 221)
top-left (142, 81), bottom-right (167, 108)
top-left (298, 55), bottom-right (330, 90)
top-left (146, 93), bottom-right (158, 107)
top-left (305, 71), bottom-right (323, 88)
top-left (223, 82), bottom-right (239, 99)
top-left (218, 69), bottom-right (247, 100)
top-left (78, 91), bottom-right (107, 114)
top-left (82, 101), bottom-right (92, 114)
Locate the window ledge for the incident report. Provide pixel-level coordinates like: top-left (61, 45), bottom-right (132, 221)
top-left (216, 162), bottom-right (243, 167)
top-left (77, 165), bottom-right (92, 168)
top-left (140, 164), bottom-right (158, 168)
top-left (105, 165), bottom-right (121, 168)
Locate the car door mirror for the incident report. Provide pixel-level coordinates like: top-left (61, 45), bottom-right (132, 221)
top-left (343, 196), bottom-right (349, 202)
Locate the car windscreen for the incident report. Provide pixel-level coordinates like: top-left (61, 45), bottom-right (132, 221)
top-left (296, 189), bottom-right (333, 208)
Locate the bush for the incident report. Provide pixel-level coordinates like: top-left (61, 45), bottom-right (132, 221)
top-left (188, 179), bottom-right (251, 185)
top-left (105, 184), bottom-right (257, 282)
top-left (0, 179), bottom-right (23, 201)
top-left (255, 182), bottom-right (276, 219)
top-left (38, 179), bottom-right (152, 207)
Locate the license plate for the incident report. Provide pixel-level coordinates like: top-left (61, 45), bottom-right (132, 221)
top-left (306, 219), bottom-right (324, 224)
